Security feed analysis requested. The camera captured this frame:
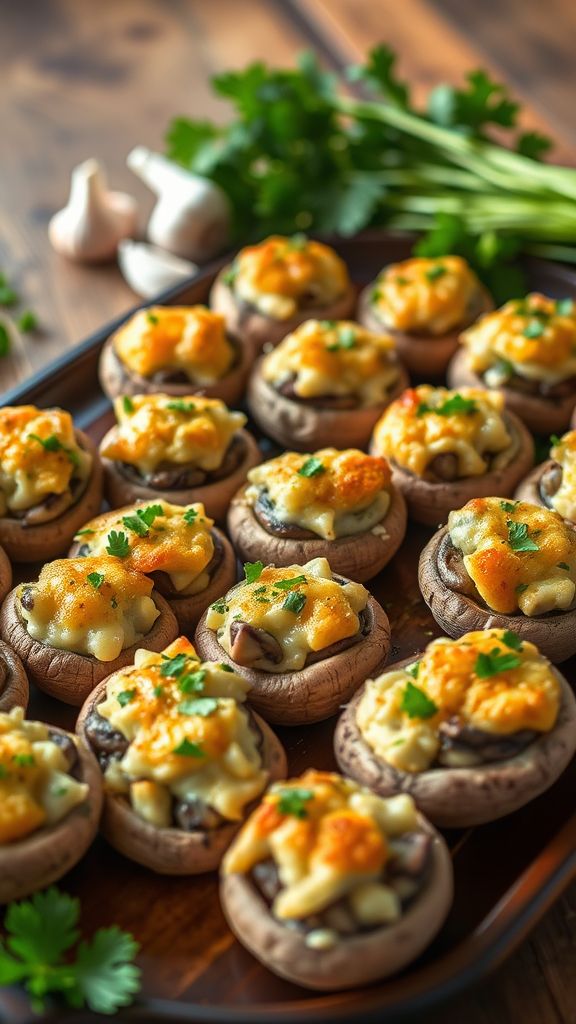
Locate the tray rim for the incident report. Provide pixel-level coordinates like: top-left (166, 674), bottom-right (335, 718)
top-left (1, 229), bottom-right (576, 1024)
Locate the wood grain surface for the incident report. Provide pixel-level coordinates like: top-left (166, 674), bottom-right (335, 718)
top-left (1, 2), bottom-right (576, 1022)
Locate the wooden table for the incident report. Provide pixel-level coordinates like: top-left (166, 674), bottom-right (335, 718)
top-left (1, 1), bottom-right (576, 1020)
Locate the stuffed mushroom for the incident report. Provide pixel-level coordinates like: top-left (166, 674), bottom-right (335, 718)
top-left (210, 234), bottom-right (355, 352)
top-left (0, 641), bottom-right (28, 713)
top-left (228, 448), bottom-right (406, 582)
top-left (515, 430), bottom-right (576, 522)
top-left (69, 500), bottom-right (236, 634)
top-left (419, 496), bottom-right (576, 662)
top-left (358, 255), bottom-right (491, 377)
top-left (448, 293), bottom-right (576, 433)
top-left (194, 557), bottom-right (390, 725)
top-left (0, 555), bottom-right (178, 706)
top-left (371, 386), bottom-right (534, 525)
top-left (247, 319), bottom-right (408, 451)
top-left (335, 630), bottom-right (576, 827)
top-left (0, 404), bottom-right (103, 562)
top-left (76, 637), bottom-right (287, 874)
top-left (220, 769), bottom-right (453, 990)
top-left (99, 393), bottom-right (261, 521)
top-left (99, 305), bottom-right (252, 407)
top-left (0, 706), bottom-right (103, 903)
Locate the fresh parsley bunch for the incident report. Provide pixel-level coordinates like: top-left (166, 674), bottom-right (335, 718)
top-left (0, 887), bottom-right (140, 1015)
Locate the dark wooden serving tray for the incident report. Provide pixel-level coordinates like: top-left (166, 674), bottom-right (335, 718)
top-left (2, 233), bottom-right (576, 1024)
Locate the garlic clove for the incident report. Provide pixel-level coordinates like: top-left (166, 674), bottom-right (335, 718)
top-left (117, 240), bottom-right (197, 298)
top-left (127, 147), bottom-right (230, 263)
top-left (49, 158), bottom-right (139, 264)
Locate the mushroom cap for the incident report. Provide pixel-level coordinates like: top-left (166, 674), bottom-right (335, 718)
top-left (0, 727), bottom-right (103, 903)
top-left (514, 460), bottom-right (553, 511)
top-left (100, 428), bottom-right (262, 523)
top-left (418, 526), bottom-right (576, 662)
top-left (373, 411), bottom-right (535, 527)
top-left (98, 330), bottom-right (253, 408)
top-left (0, 587), bottom-right (179, 706)
top-left (194, 595), bottom-right (391, 726)
top-left (220, 812), bottom-right (453, 990)
top-left (0, 641), bottom-right (29, 713)
top-left (227, 483), bottom-right (407, 583)
top-left (334, 657), bottom-right (576, 827)
top-left (209, 272), bottom-right (357, 353)
top-left (247, 360), bottom-right (410, 453)
top-left (447, 348), bottom-right (576, 434)
top-left (76, 681), bottom-right (287, 874)
top-left (0, 430), bottom-right (103, 563)
top-left (357, 284), bottom-right (493, 378)
top-left (0, 544), bottom-right (12, 604)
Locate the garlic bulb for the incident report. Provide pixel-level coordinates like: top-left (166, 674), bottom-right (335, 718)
top-left (49, 159), bottom-right (139, 263)
top-left (117, 240), bottom-right (197, 298)
top-left (127, 147), bottom-right (230, 262)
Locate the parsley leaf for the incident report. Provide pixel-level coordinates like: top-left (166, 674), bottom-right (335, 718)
top-left (178, 697), bottom-right (218, 716)
top-left (183, 506), bottom-right (198, 524)
top-left (400, 681), bottom-right (438, 719)
top-left (17, 310), bottom-right (37, 333)
top-left (178, 670), bottom-right (206, 694)
top-left (475, 648), bottom-right (522, 678)
top-left (425, 263), bottom-right (447, 281)
top-left (523, 319), bottom-right (545, 339)
top-left (210, 598), bottom-right (228, 614)
top-left (298, 457), bottom-right (325, 478)
top-left (73, 927), bottom-right (140, 1015)
top-left (75, 528), bottom-right (95, 537)
top-left (159, 653), bottom-right (190, 677)
top-left (556, 298), bottom-right (574, 316)
top-left (106, 530), bottom-right (130, 558)
top-left (405, 660), bottom-right (421, 678)
top-left (501, 630), bottom-right (523, 651)
top-left (244, 560), bottom-right (264, 584)
top-left (507, 520), bottom-right (540, 552)
top-left (326, 325), bottom-right (357, 351)
top-left (122, 513), bottom-right (149, 538)
top-left (122, 396), bottom-right (135, 414)
top-left (282, 591), bottom-right (307, 614)
top-left (172, 738), bottom-right (204, 758)
top-left (277, 787), bottom-right (314, 819)
top-left (86, 572), bottom-right (104, 590)
top-left (117, 690), bottom-right (136, 707)
top-left (500, 500), bottom-right (517, 513)
top-left (166, 400), bottom-right (196, 413)
top-left (27, 433), bottom-right (79, 468)
top-left (273, 575), bottom-right (307, 591)
top-left (146, 312), bottom-right (159, 325)
top-left (137, 503), bottom-right (164, 527)
top-left (417, 393), bottom-right (478, 417)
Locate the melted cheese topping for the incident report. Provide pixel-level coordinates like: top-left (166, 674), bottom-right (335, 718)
top-left (357, 630), bottom-right (560, 773)
top-left (76, 501), bottom-right (215, 594)
top-left (0, 707), bottom-right (88, 844)
top-left (19, 556), bottom-right (160, 661)
top-left (245, 448), bottom-right (391, 540)
top-left (0, 405), bottom-right (92, 516)
top-left (230, 235), bottom-right (350, 320)
top-left (98, 637), bottom-right (267, 826)
top-left (261, 319), bottom-right (401, 407)
top-left (371, 256), bottom-right (482, 334)
top-left (550, 431), bottom-right (576, 522)
top-left (448, 497), bottom-right (576, 615)
top-left (223, 769), bottom-right (420, 922)
top-left (100, 394), bottom-right (246, 475)
top-left (113, 306), bottom-right (235, 382)
top-left (205, 557), bottom-right (368, 672)
top-left (460, 294), bottom-right (576, 384)
top-left (372, 386), bottom-right (513, 478)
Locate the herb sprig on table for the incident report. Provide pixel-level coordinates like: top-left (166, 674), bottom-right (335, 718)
top-left (166, 46), bottom-right (576, 302)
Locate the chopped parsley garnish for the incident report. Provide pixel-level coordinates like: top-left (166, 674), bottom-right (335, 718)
top-left (277, 787), bottom-right (314, 819)
top-left (558, 562), bottom-right (570, 571)
top-left (178, 670), bottom-right (206, 694)
top-left (273, 575), bottom-right (307, 591)
top-left (178, 697), bottom-right (218, 717)
top-left (501, 630), bottom-right (523, 651)
top-left (370, 288), bottom-right (381, 304)
top-left (74, 528), bottom-right (95, 537)
top-left (222, 263), bottom-right (238, 285)
top-left (13, 753), bottom-right (35, 767)
top-left (253, 585), bottom-right (267, 595)
top-left (556, 298), bottom-right (574, 316)
top-left (18, 310), bottom-right (38, 333)
top-left (211, 598), bottom-right (229, 614)
top-left (507, 520), bottom-right (539, 552)
top-left (319, 319), bottom-right (337, 330)
top-left (244, 560), bottom-right (264, 584)
top-left (516, 583), bottom-right (529, 594)
top-left (416, 393), bottom-right (478, 418)
top-left (298, 457), bottom-right (325, 478)
top-left (500, 500), bottom-right (518, 513)
top-left (159, 653), bottom-right (190, 677)
top-left (172, 738), bottom-right (204, 758)
top-left (27, 433), bottom-right (79, 467)
top-left (106, 530), bottom-right (131, 558)
top-left (287, 232), bottom-right (307, 250)
top-left (122, 514), bottom-right (149, 538)
top-left (220, 663), bottom-right (234, 672)
top-left (122, 396), bottom-right (135, 414)
top-left (550, 434), bottom-right (562, 447)
top-left (166, 400), bottom-right (196, 413)
top-left (425, 264), bottom-right (447, 281)
top-left (405, 660), bottom-right (421, 679)
top-left (475, 648), bottom-right (522, 678)
top-left (117, 690), bottom-right (136, 707)
top-left (146, 312), bottom-right (159, 324)
top-left (153, 685), bottom-right (164, 697)
top-left (86, 572), bottom-right (104, 590)
top-left (326, 325), bottom-right (357, 351)
top-left (523, 319), bottom-right (545, 339)
top-left (282, 591), bottom-right (307, 614)
top-left (183, 507), bottom-right (198, 524)
top-left (396, 275), bottom-right (409, 285)
top-left (138, 503), bottom-right (164, 527)
top-left (400, 681), bottom-right (438, 719)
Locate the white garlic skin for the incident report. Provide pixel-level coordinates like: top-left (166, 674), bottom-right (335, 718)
top-left (117, 240), bottom-right (197, 299)
top-left (49, 159), bottom-right (139, 264)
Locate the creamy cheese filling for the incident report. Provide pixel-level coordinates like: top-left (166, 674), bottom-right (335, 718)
top-left (97, 638), bottom-right (268, 827)
top-left (371, 255), bottom-right (482, 335)
top-left (549, 431), bottom-right (576, 522)
top-left (356, 630), bottom-right (560, 773)
top-left (114, 305), bottom-right (235, 383)
top-left (0, 707), bottom-right (88, 844)
top-left (19, 556), bottom-right (160, 661)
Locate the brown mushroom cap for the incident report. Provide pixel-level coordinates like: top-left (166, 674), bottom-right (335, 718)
top-left (372, 411), bottom-right (535, 527)
top-left (0, 640), bottom-right (29, 713)
top-left (247, 359), bottom-right (410, 453)
top-left (357, 284), bottom-right (493, 378)
top-left (418, 526), bottom-right (576, 662)
top-left (447, 348), bottom-right (576, 434)
top-left (76, 681), bottom-right (287, 874)
top-left (0, 430), bottom-right (103, 563)
top-left (98, 330), bottom-right (253, 408)
top-left (220, 812), bottom-right (453, 990)
top-left (227, 483), bottom-right (407, 583)
top-left (334, 657), bottom-right (576, 828)
top-left (514, 460), bottom-right (553, 511)
top-left (0, 727), bottom-right (103, 903)
top-left (100, 428), bottom-right (262, 523)
top-left (0, 587), bottom-right (179, 706)
top-left (194, 595), bottom-right (391, 726)
top-left (0, 544), bottom-right (12, 604)
top-left (209, 271), bottom-right (357, 353)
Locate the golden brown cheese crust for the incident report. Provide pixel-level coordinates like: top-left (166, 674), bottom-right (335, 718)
top-left (357, 630), bottom-right (560, 773)
top-left (549, 431), bottom-right (576, 521)
top-left (372, 386), bottom-right (513, 477)
top-left (232, 235), bottom-right (350, 320)
top-left (448, 497), bottom-right (576, 615)
top-left (100, 394), bottom-right (246, 475)
top-left (0, 405), bottom-right (92, 516)
top-left (460, 293), bottom-right (576, 384)
top-left (261, 319), bottom-right (400, 407)
top-left (113, 306), bottom-right (235, 382)
top-left (371, 256), bottom-right (482, 335)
